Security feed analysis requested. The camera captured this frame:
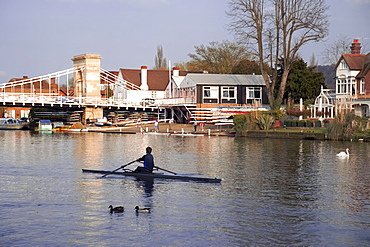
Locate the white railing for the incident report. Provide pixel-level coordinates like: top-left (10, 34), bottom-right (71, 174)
top-left (0, 66), bottom-right (196, 108)
top-left (0, 92), bottom-right (186, 108)
top-left (100, 68), bottom-right (141, 91)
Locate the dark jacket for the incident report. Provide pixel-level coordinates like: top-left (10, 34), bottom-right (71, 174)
top-left (138, 153), bottom-right (154, 172)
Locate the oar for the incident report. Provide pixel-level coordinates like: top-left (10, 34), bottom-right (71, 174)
top-left (154, 166), bottom-right (177, 175)
top-left (102, 160), bottom-right (137, 178)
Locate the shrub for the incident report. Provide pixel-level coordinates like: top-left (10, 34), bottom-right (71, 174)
top-left (286, 108), bottom-right (311, 118)
top-left (233, 114), bottom-right (248, 136)
top-left (256, 114), bottom-right (274, 130)
top-left (327, 112), bottom-right (361, 140)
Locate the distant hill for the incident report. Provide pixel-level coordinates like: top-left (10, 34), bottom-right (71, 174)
top-left (317, 65), bottom-right (335, 89)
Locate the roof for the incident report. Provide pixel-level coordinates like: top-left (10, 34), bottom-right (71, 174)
top-left (172, 76), bottom-right (186, 87)
top-left (39, 120), bottom-right (52, 123)
top-left (357, 53), bottom-right (370, 78)
top-left (184, 73), bottom-right (265, 86)
top-left (119, 68), bottom-right (202, 91)
top-left (119, 68), bottom-right (170, 91)
top-left (337, 54), bottom-right (366, 70)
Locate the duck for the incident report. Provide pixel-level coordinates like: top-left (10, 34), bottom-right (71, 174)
top-left (336, 148), bottom-right (349, 158)
top-left (135, 206), bottom-right (151, 213)
top-left (109, 205), bottom-right (124, 213)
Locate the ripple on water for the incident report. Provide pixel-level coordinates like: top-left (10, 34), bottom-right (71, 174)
top-left (0, 133), bottom-right (369, 246)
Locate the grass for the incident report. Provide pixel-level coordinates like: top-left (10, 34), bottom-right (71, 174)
top-left (264, 128), bottom-right (327, 133)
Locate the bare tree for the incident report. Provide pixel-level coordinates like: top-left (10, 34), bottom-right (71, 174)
top-left (228, 0), bottom-right (329, 110)
top-left (154, 45), bottom-right (167, 70)
top-left (187, 40), bottom-right (253, 74)
top-left (323, 35), bottom-right (351, 65)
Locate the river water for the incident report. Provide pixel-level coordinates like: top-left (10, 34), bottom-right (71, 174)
top-left (0, 131), bottom-right (369, 246)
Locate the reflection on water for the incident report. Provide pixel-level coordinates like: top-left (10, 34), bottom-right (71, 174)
top-left (0, 131), bottom-right (369, 246)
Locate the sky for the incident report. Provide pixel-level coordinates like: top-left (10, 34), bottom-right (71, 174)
top-left (0, 0), bottom-right (369, 83)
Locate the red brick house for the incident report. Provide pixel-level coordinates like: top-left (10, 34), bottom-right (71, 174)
top-left (311, 39), bottom-right (370, 119)
top-left (335, 39), bottom-right (370, 117)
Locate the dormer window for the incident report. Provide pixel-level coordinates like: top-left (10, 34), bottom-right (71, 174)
top-left (340, 60), bottom-right (348, 70)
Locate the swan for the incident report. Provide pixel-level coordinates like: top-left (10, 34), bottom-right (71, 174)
top-left (109, 205), bottom-right (124, 213)
top-left (336, 148), bottom-right (349, 158)
top-left (135, 206), bottom-right (151, 213)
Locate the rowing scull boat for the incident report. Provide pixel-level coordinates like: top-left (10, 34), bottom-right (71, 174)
top-left (82, 169), bottom-right (221, 183)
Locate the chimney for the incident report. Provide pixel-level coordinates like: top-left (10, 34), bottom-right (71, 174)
top-left (173, 67), bottom-right (179, 77)
top-left (350, 39), bottom-right (361, 54)
top-left (140, 65), bottom-right (148, 90)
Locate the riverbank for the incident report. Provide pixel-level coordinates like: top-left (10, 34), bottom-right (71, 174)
top-left (58, 122), bottom-right (368, 141)
top-left (244, 130), bottom-right (328, 140)
top-left (86, 123), bottom-right (236, 136)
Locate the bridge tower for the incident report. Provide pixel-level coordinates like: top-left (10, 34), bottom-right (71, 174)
top-left (72, 53), bottom-right (103, 122)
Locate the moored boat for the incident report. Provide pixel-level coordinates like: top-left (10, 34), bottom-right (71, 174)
top-left (95, 117), bottom-right (112, 127)
top-left (82, 169), bottom-right (222, 183)
top-left (37, 120), bottom-right (53, 131)
top-left (143, 132), bottom-right (170, 136)
top-left (0, 118), bottom-right (29, 130)
top-left (171, 133), bottom-right (204, 137)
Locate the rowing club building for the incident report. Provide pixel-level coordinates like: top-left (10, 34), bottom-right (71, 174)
top-left (112, 65), bottom-right (269, 123)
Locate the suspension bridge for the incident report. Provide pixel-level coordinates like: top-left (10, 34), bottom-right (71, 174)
top-left (0, 53), bottom-right (235, 126)
top-left (0, 54), bottom-right (168, 122)
top-left (0, 68), bottom-right (147, 108)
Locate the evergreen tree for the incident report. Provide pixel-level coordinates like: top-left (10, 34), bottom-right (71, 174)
top-left (284, 58), bottom-right (325, 106)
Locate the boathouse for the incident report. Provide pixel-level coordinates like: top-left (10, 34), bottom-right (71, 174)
top-left (178, 73), bottom-right (268, 108)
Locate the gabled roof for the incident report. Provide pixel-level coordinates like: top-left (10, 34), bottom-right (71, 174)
top-left (184, 73), bottom-right (265, 86)
top-left (119, 68), bottom-right (169, 91)
top-left (337, 54), bottom-right (366, 70)
top-left (357, 53), bottom-right (370, 78)
top-left (119, 68), bottom-right (201, 91)
top-left (172, 76), bottom-right (186, 87)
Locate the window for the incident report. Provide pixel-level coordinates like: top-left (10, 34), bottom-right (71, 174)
top-left (204, 87), bottom-right (211, 97)
top-left (340, 60), bottom-right (348, 70)
top-left (221, 86), bottom-right (237, 103)
top-left (222, 87), bottom-right (235, 98)
top-left (203, 86), bottom-right (219, 103)
top-left (352, 79), bottom-right (356, 95)
top-left (151, 91), bottom-right (157, 98)
top-left (336, 77), bottom-right (355, 95)
top-left (246, 87), bottom-right (261, 104)
top-left (360, 79), bottom-right (365, 94)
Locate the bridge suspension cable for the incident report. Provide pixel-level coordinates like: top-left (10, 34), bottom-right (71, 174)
top-left (0, 67), bottom-right (85, 100)
top-left (0, 66), bottom-right (147, 108)
top-left (100, 68), bottom-right (141, 91)
top-left (1, 67), bottom-right (82, 89)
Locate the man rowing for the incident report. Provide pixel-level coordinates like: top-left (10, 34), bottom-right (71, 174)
top-left (134, 146), bottom-right (154, 173)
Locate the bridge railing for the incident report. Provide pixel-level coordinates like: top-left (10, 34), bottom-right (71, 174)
top-left (1, 91), bottom-right (196, 108)
top-left (156, 97), bottom-right (195, 106)
top-left (0, 92), bottom-right (154, 108)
